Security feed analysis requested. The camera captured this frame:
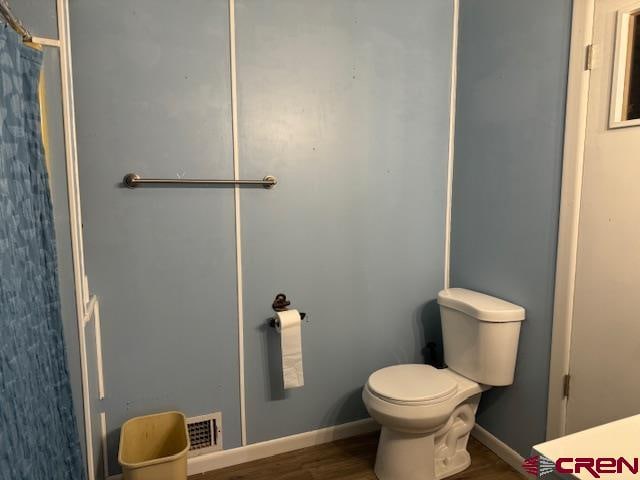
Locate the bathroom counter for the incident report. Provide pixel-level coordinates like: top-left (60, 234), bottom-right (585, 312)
top-left (532, 414), bottom-right (640, 479)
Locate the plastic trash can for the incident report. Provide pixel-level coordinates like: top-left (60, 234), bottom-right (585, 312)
top-left (118, 411), bottom-right (190, 480)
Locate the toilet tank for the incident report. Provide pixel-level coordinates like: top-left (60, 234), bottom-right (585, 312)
top-left (437, 288), bottom-right (525, 386)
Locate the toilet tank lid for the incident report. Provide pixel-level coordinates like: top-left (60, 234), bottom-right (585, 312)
top-left (437, 288), bottom-right (525, 322)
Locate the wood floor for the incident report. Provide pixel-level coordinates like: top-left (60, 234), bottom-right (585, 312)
top-left (189, 432), bottom-right (524, 480)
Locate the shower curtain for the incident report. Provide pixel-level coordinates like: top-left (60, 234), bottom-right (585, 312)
top-left (0, 24), bottom-right (85, 480)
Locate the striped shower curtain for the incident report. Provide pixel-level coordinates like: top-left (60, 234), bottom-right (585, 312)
top-left (0, 23), bottom-right (85, 480)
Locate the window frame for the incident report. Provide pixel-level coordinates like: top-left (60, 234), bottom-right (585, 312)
top-left (610, 3), bottom-right (640, 128)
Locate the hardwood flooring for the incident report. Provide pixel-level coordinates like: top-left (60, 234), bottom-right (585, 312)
top-left (189, 432), bottom-right (524, 480)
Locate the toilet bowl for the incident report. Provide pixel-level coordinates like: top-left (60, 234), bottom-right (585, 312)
top-left (363, 365), bottom-right (487, 480)
top-left (363, 288), bottom-right (525, 480)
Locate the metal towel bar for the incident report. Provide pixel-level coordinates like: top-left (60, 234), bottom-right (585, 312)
top-left (123, 173), bottom-right (278, 189)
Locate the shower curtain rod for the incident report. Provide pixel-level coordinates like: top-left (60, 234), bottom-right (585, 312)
top-left (0, 0), bottom-right (32, 41)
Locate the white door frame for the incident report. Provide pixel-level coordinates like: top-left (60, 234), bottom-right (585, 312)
top-left (546, 0), bottom-right (596, 440)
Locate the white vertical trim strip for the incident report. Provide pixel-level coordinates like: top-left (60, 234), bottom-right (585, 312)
top-left (57, 0), bottom-right (90, 312)
top-left (100, 412), bottom-right (109, 479)
top-left (79, 324), bottom-right (94, 480)
top-left (94, 301), bottom-right (106, 400)
top-left (228, 0), bottom-right (247, 446)
top-left (546, 0), bottom-right (595, 440)
top-left (83, 295), bottom-right (97, 324)
top-left (56, 0), bottom-right (95, 477)
top-left (444, 0), bottom-right (460, 289)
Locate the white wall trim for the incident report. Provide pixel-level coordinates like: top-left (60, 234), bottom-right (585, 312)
top-left (100, 412), bottom-right (109, 479)
top-left (227, 0), bottom-right (247, 447)
top-left (546, 0), bottom-right (595, 441)
top-left (471, 425), bottom-right (525, 476)
top-left (94, 301), bottom-right (106, 400)
top-left (55, 0), bottom-right (97, 478)
top-left (57, 0), bottom-right (90, 312)
top-left (106, 418), bottom-right (378, 480)
top-left (444, 0), bottom-right (459, 289)
top-left (82, 295), bottom-right (97, 325)
top-left (79, 297), bottom-right (104, 480)
top-left (78, 308), bottom-right (94, 479)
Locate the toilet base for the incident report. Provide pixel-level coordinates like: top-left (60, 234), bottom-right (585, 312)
top-left (372, 394), bottom-right (482, 480)
top-left (435, 449), bottom-right (471, 479)
top-left (374, 427), bottom-right (436, 480)
top-left (433, 396), bottom-right (479, 478)
top-left (372, 429), bottom-right (473, 480)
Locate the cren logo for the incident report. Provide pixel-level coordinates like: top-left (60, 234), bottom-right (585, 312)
top-left (523, 456), bottom-right (640, 478)
top-left (522, 455), bottom-right (556, 478)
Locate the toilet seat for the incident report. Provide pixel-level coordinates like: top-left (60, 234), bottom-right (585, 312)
top-left (367, 364), bottom-right (458, 406)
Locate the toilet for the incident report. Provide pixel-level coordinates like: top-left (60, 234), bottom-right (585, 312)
top-left (363, 288), bottom-right (525, 480)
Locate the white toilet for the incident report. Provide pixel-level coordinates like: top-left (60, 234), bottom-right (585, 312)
top-left (363, 288), bottom-right (525, 480)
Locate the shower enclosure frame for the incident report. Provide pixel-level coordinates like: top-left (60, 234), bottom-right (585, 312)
top-left (19, 2), bottom-right (106, 479)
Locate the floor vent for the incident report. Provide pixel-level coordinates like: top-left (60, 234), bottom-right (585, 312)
top-left (187, 412), bottom-right (223, 457)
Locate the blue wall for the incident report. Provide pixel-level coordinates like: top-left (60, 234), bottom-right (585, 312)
top-left (450, 0), bottom-right (572, 457)
top-left (235, 0), bottom-right (454, 443)
top-left (69, 0), bottom-right (454, 472)
top-left (70, 1), bottom-right (240, 474)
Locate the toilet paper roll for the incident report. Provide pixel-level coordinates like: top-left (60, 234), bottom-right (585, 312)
top-left (276, 309), bottom-right (304, 389)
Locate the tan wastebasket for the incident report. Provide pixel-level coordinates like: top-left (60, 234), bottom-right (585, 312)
top-left (118, 411), bottom-right (190, 480)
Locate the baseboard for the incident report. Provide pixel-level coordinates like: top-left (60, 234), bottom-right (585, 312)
top-left (188, 417), bottom-right (379, 476)
top-left (108, 417), bottom-right (379, 480)
top-left (471, 424), bottom-right (526, 477)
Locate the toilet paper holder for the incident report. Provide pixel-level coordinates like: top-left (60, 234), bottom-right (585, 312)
top-left (269, 293), bottom-right (306, 328)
